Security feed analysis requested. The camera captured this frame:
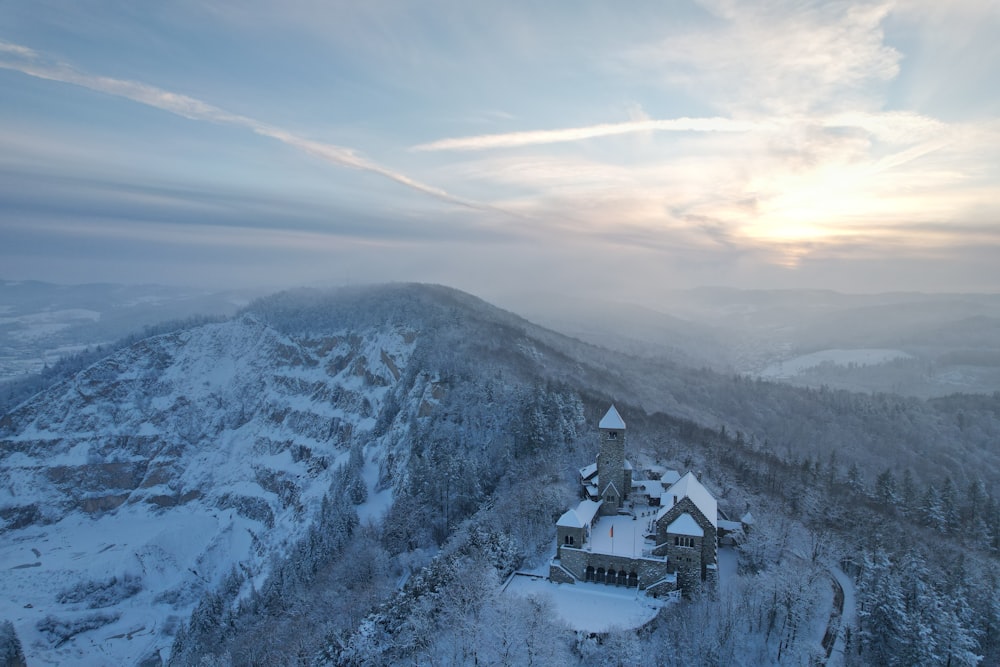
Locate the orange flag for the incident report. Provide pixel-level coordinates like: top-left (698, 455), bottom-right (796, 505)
top-left (610, 525), bottom-right (614, 538)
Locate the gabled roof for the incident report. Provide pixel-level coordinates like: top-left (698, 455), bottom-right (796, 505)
top-left (741, 511), bottom-right (755, 525)
top-left (660, 470), bottom-right (681, 485)
top-left (667, 513), bottom-right (704, 537)
top-left (579, 463), bottom-right (598, 481)
top-left (599, 404), bottom-right (626, 430)
top-left (657, 472), bottom-right (717, 528)
top-left (557, 499), bottom-right (603, 528)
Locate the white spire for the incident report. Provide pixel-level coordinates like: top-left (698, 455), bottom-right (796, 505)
top-left (599, 404), bottom-right (626, 430)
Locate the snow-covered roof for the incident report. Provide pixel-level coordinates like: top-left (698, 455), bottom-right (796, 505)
top-left (657, 472), bottom-right (717, 528)
top-left (599, 404), bottom-right (626, 430)
top-left (624, 459), bottom-right (633, 470)
top-left (717, 519), bottom-right (742, 532)
top-left (667, 513), bottom-right (704, 537)
top-left (633, 479), bottom-right (665, 496)
top-left (557, 509), bottom-right (583, 528)
top-left (579, 463), bottom-right (598, 480)
top-left (741, 511), bottom-right (755, 525)
top-left (660, 470), bottom-right (681, 485)
top-left (557, 499), bottom-right (603, 528)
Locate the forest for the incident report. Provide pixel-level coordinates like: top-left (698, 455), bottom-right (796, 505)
top-left (1, 284), bottom-right (998, 665)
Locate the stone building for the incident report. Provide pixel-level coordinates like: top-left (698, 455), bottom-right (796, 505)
top-left (549, 405), bottom-right (719, 597)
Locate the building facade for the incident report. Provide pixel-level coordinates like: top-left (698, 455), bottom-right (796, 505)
top-left (549, 405), bottom-right (719, 597)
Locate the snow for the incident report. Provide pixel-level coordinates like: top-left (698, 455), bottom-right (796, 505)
top-left (356, 457), bottom-right (394, 524)
top-left (759, 348), bottom-right (913, 379)
top-left (633, 479), bottom-right (666, 497)
top-left (587, 515), bottom-right (654, 559)
top-left (0, 316), bottom-right (420, 665)
top-left (717, 546), bottom-right (737, 593)
top-left (0, 309), bottom-right (102, 342)
top-left (0, 504), bottom-right (260, 666)
top-left (657, 472), bottom-right (718, 528)
top-left (598, 404), bottom-right (626, 430)
top-left (666, 513), bottom-right (703, 537)
top-left (579, 462), bottom-right (597, 480)
top-left (504, 575), bottom-right (668, 633)
top-left (660, 470), bottom-right (681, 485)
top-left (557, 509), bottom-right (584, 528)
top-left (717, 519), bottom-right (742, 532)
top-left (557, 499), bottom-right (602, 528)
top-left (828, 566), bottom-right (857, 667)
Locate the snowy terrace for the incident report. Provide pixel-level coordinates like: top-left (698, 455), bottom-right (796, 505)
top-left (585, 510), bottom-right (665, 560)
top-left (504, 574), bottom-right (670, 633)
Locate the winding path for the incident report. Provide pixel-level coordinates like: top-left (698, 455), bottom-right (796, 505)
top-left (824, 566), bottom-right (857, 666)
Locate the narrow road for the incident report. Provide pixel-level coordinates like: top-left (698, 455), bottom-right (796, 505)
top-left (824, 566), bottom-right (857, 666)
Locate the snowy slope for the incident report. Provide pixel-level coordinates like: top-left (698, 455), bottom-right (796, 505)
top-left (0, 314), bottom-right (420, 665)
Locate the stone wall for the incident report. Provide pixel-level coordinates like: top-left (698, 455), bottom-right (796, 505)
top-left (597, 427), bottom-right (626, 515)
top-left (549, 562), bottom-right (576, 585)
top-left (557, 525), bottom-right (585, 550)
top-left (655, 498), bottom-right (718, 569)
top-left (556, 547), bottom-right (672, 592)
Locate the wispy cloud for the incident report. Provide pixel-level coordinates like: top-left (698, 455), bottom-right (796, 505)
top-left (622, 0), bottom-right (900, 116)
top-left (413, 117), bottom-right (757, 151)
top-left (0, 39), bottom-right (489, 211)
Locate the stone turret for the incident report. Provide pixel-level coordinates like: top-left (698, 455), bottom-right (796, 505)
top-left (597, 405), bottom-right (628, 515)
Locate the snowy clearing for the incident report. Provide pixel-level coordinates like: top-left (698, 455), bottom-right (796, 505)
top-left (503, 574), bottom-right (669, 633)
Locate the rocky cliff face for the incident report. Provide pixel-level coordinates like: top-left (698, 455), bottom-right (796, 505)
top-left (0, 305), bottom-right (430, 664)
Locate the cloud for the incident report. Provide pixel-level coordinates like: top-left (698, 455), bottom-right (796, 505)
top-left (0, 40), bottom-right (38, 59)
top-left (413, 117), bottom-right (757, 151)
top-left (622, 0), bottom-right (900, 116)
top-left (0, 39), bottom-right (490, 212)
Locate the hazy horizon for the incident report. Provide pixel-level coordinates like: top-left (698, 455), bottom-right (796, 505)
top-left (3, 1), bottom-right (1000, 302)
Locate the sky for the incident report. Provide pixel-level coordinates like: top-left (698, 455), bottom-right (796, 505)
top-left (1, 0), bottom-right (999, 305)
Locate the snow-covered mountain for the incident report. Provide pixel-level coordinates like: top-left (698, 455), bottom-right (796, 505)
top-left (0, 284), bottom-right (627, 664)
top-left (0, 286), bottom-right (467, 660)
top-left (3, 283), bottom-right (1000, 665)
top-left (0, 311), bottom-right (423, 662)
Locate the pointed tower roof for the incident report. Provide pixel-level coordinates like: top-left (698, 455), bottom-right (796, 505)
top-left (599, 404), bottom-right (626, 430)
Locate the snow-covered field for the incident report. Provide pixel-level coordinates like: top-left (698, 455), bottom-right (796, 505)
top-left (503, 575), bottom-right (669, 633)
top-left (758, 348), bottom-right (912, 379)
top-left (0, 505), bottom-right (255, 665)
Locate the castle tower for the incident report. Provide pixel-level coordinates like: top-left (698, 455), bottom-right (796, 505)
top-left (597, 405), bottom-right (627, 515)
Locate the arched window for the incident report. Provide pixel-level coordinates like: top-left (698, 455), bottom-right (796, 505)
top-left (618, 570), bottom-right (628, 585)
top-left (596, 568), bottom-right (605, 583)
top-left (628, 571), bottom-right (639, 587)
top-left (585, 566), bottom-right (595, 582)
